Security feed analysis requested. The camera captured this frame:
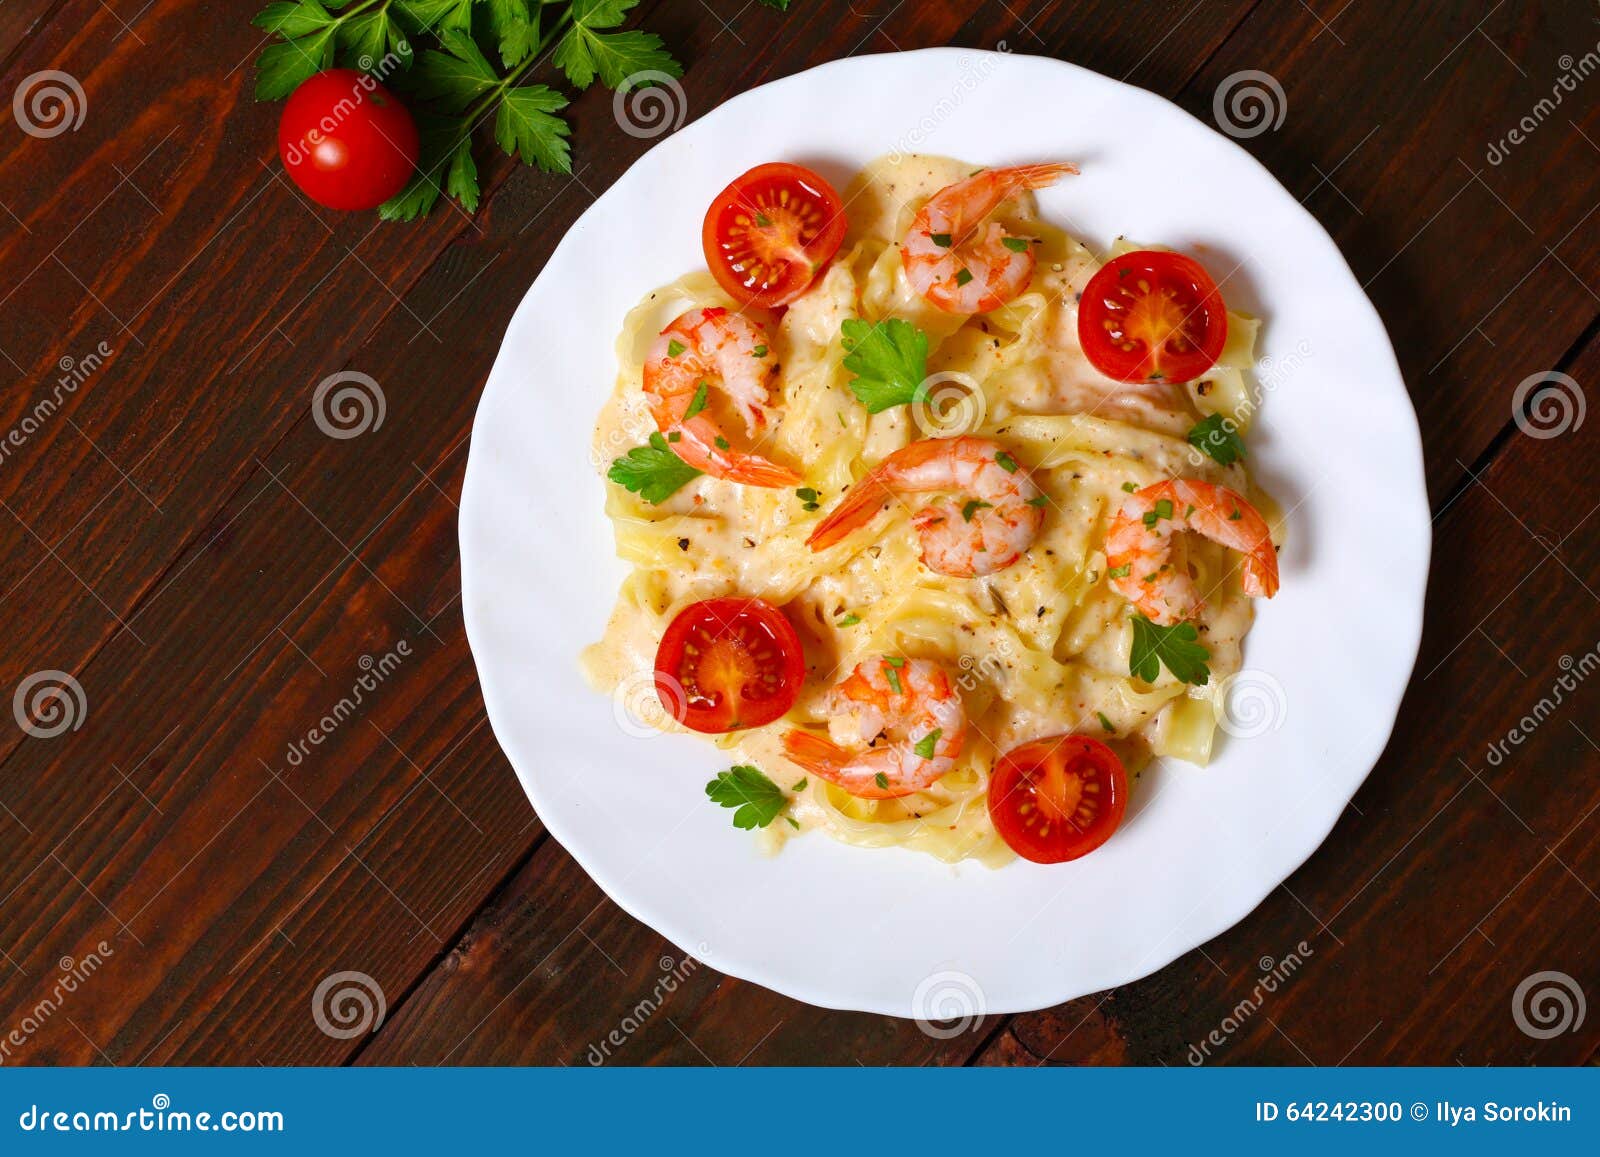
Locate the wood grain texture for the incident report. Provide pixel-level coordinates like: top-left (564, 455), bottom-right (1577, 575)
top-left (0, 0), bottom-right (1592, 1068)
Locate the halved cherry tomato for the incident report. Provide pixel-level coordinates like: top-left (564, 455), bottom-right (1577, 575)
top-left (654, 597), bottom-right (805, 734)
top-left (988, 735), bottom-right (1128, 864)
top-left (1078, 250), bottom-right (1228, 384)
top-left (702, 163), bottom-right (847, 308)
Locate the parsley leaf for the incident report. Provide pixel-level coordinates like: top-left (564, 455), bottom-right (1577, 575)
top-left (495, 84), bottom-right (572, 172)
top-left (607, 432), bottom-right (702, 503)
top-left (912, 728), bottom-right (942, 758)
top-left (555, 0), bottom-right (683, 89)
top-left (1129, 613), bottom-right (1211, 686)
top-left (413, 28), bottom-right (501, 111)
top-left (484, 0), bottom-right (539, 67)
top-left (683, 382), bottom-right (710, 420)
top-left (961, 499), bottom-right (992, 522)
top-left (705, 765), bottom-right (789, 830)
top-left (252, 1), bottom-right (336, 40)
top-left (840, 317), bottom-right (930, 413)
top-left (759, 0), bottom-right (794, 9)
top-left (1001, 236), bottom-right (1031, 252)
top-left (254, 27), bottom-right (337, 99)
top-left (1187, 413), bottom-right (1246, 467)
top-left (874, 772), bottom-right (890, 790)
top-left (1096, 711), bottom-right (1116, 733)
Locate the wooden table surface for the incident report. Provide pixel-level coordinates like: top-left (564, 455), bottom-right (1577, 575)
top-left (0, 0), bottom-right (1595, 1067)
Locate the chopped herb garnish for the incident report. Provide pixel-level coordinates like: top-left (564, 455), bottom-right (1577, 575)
top-left (913, 728), bottom-right (943, 758)
top-left (883, 659), bottom-right (904, 695)
top-left (790, 778), bottom-right (808, 792)
top-left (874, 772), bottom-right (891, 790)
top-left (962, 499), bottom-right (993, 522)
top-left (1001, 236), bottom-right (1031, 253)
top-left (1121, 481), bottom-right (1137, 493)
top-left (785, 816), bottom-right (800, 830)
top-left (1128, 613), bottom-right (1211, 686)
top-left (752, 344), bottom-right (768, 358)
top-left (955, 268), bottom-right (974, 287)
top-left (995, 450), bottom-right (1019, 473)
top-left (1229, 508), bottom-right (1243, 520)
top-left (1097, 711), bottom-right (1116, 734)
top-left (835, 613), bottom-right (861, 627)
top-left (796, 487), bottom-right (818, 501)
top-left (714, 435), bottom-right (731, 450)
top-left (1026, 494), bottom-right (1049, 508)
top-left (885, 656), bottom-right (907, 667)
top-left (840, 317), bottom-right (930, 413)
top-left (683, 381), bottom-right (710, 420)
top-left (666, 431), bottom-right (682, 443)
top-left (667, 339), bottom-right (686, 357)
top-left (1107, 563), bottom-right (1131, 579)
top-left (607, 433), bottom-right (703, 504)
top-left (1187, 413), bottom-right (1246, 467)
top-left (705, 764), bottom-right (789, 830)
top-left (930, 232), bottom-right (953, 247)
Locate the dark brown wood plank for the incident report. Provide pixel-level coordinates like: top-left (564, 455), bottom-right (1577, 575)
top-left (994, 331), bottom-right (1600, 1066)
top-left (1166, 1), bottom-right (1600, 502)
top-left (354, 837), bottom-right (1000, 1066)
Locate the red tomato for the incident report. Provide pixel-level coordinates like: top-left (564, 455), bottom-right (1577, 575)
top-left (988, 735), bottom-right (1128, 864)
top-left (654, 597), bottom-right (805, 734)
top-left (1078, 250), bottom-right (1228, 383)
top-left (278, 70), bottom-right (419, 211)
top-left (702, 163), bottom-right (847, 307)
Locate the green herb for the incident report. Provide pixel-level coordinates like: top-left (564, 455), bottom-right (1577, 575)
top-left (796, 487), bottom-right (818, 501)
top-left (955, 268), bottom-right (974, 287)
top-left (785, 815), bottom-right (800, 829)
top-left (930, 232), bottom-right (953, 247)
top-left (961, 499), bottom-right (992, 522)
top-left (714, 435), bottom-right (731, 450)
top-left (1001, 236), bottom-right (1031, 252)
top-left (1187, 413), bottom-right (1246, 467)
top-left (790, 777), bottom-right (807, 792)
top-left (1142, 497), bottom-right (1174, 527)
top-left (667, 339), bottom-right (685, 357)
top-left (835, 613), bottom-right (861, 627)
top-left (683, 381), bottom-right (710, 420)
top-left (666, 430), bottom-right (681, 442)
top-left (995, 450), bottom-right (1019, 473)
top-left (1121, 481), bottom-right (1137, 493)
top-left (705, 764), bottom-right (789, 830)
top-left (752, 345), bottom-right (768, 358)
top-left (839, 317), bottom-right (930, 413)
top-left (1096, 711), bottom-right (1115, 734)
top-left (1107, 563), bottom-right (1131, 579)
top-left (1229, 508), bottom-right (1243, 520)
top-left (1025, 494), bottom-right (1049, 508)
top-left (1128, 613), bottom-right (1211, 686)
top-left (912, 729), bottom-right (942, 759)
top-left (252, 0), bottom-right (707, 219)
top-left (607, 432), bottom-right (702, 503)
top-left (884, 660), bottom-right (904, 695)
top-left (874, 772), bottom-right (890, 790)
top-left (884, 656), bottom-right (906, 667)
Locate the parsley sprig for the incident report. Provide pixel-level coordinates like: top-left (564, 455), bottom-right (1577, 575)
top-left (839, 317), bottom-right (930, 413)
top-left (251, 0), bottom-right (712, 219)
top-left (607, 432), bottom-right (701, 503)
top-left (1188, 413), bottom-right (1246, 467)
top-left (1128, 613), bottom-right (1211, 686)
top-left (705, 764), bottom-right (791, 830)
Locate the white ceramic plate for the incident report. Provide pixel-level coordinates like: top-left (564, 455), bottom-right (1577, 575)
top-left (459, 50), bottom-right (1429, 1017)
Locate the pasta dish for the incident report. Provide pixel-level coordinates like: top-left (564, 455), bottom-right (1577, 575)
top-left (581, 154), bottom-right (1282, 868)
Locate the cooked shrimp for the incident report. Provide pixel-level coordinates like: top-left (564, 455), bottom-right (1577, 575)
top-left (902, 163), bottom-right (1077, 313)
top-left (807, 436), bottom-right (1043, 578)
top-left (782, 657), bottom-right (966, 798)
top-left (642, 306), bottom-right (801, 486)
top-left (1105, 480), bottom-right (1279, 625)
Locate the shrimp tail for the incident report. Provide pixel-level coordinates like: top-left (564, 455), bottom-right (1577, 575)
top-left (717, 455), bottom-right (803, 488)
top-left (805, 466), bottom-right (893, 551)
top-left (1008, 162), bottom-right (1079, 190)
top-left (781, 730), bottom-right (911, 800)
